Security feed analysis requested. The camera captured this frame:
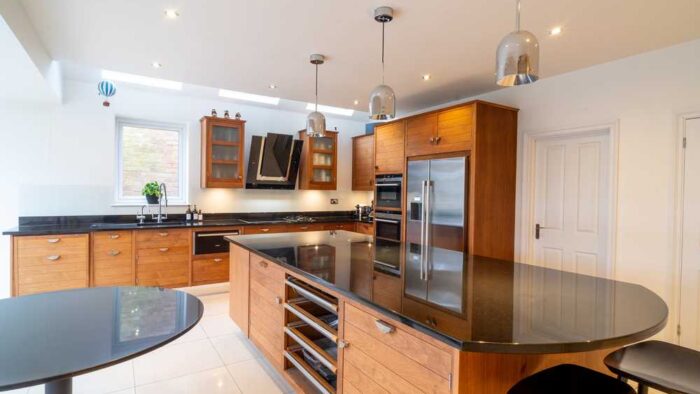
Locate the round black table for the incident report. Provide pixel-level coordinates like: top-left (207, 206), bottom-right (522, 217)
top-left (0, 286), bottom-right (203, 394)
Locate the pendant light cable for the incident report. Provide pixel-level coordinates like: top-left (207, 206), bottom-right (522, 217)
top-left (381, 22), bottom-right (386, 84)
top-left (516, 0), bottom-right (521, 32)
top-left (315, 63), bottom-right (319, 111)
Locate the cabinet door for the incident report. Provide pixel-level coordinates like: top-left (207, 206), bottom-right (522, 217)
top-left (92, 231), bottom-right (134, 287)
top-left (434, 105), bottom-right (474, 153)
top-left (202, 117), bottom-right (245, 188)
top-left (374, 121), bottom-right (405, 174)
top-left (352, 134), bottom-right (375, 191)
top-left (229, 245), bottom-right (250, 336)
top-left (405, 113), bottom-right (438, 157)
top-left (135, 229), bottom-right (190, 288)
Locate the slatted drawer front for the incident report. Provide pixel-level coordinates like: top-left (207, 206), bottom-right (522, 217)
top-left (134, 229), bottom-right (189, 247)
top-left (16, 234), bottom-right (89, 295)
top-left (343, 303), bottom-right (452, 394)
top-left (192, 254), bottom-right (229, 285)
top-left (248, 254), bottom-right (285, 368)
top-left (93, 231), bottom-right (133, 286)
top-left (135, 230), bottom-right (190, 288)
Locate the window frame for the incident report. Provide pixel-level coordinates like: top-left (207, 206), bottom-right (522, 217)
top-left (114, 117), bottom-right (189, 206)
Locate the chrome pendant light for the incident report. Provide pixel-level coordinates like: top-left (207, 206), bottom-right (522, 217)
top-left (495, 0), bottom-right (540, 86)
top-left (306, 54), bottom-right (326, 137)
top-left (369, 6), bottom-right (396, 120)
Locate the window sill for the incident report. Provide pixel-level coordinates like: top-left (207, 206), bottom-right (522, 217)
top-left (112, 201), bottom-right (190, 207)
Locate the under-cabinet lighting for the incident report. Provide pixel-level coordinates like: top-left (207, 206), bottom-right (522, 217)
top-left (218, 89), bottom-right (280, 105)
top-left (305, 103), bottom-right (354, 116)
top-left (101, 70), bottom-right (183, 90)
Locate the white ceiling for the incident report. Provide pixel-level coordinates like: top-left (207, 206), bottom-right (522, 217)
top-left (19, 0), bottom-right (700, 114)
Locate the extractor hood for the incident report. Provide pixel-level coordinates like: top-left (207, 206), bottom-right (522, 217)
top-left (245, 133), bottom-right (303, 189)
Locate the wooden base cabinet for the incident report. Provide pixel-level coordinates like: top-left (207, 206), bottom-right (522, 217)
top-left (92, 230), bottom-right (134, 287)
top-left (192, 253), bottom-right (229, 286)
top-left (135, 229), bottom-right (190, 288)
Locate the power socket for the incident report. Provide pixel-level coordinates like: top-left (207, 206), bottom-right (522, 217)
top-left (330, 198), bottom-right (339, 205)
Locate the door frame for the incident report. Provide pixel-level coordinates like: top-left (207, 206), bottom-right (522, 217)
top-left (672, 111), bottom-right (700, 344)
top-left (518, 121), bottom-right (620, 279)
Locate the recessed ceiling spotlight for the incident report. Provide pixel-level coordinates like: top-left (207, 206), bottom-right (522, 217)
top-left (422, 74), bottom-right (431, 81)
top-left (268, 84), bottom-right (278, 89)
top-left (353, 99), bottom-right (359, 105)
top-left (164, 9), bottom-right (180, 19)
top-left (549, 26), bottom-right (563, 36)
top-left (151, 62), bottom-right (162, 69)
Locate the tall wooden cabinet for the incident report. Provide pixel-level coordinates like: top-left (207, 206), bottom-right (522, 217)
top-left (374, 121), bottom-right (405, 174)
top-left (298, 130), bottom-right (338, 190)
top-left (352, 134), bottom-right (375, 191)
top-left (200, 116), bottom-right (245, 188)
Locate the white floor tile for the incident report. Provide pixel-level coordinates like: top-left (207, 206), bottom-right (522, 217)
top-left (3, 387), bottom-right (29, 394)
top-left (73, 360), bottom-right (134, 394)
top-left (171, 324), bottom-right (208, 345)
top-left (226, 359), bottom-right (287, 394)
top-left (133, 339), bottom-right (223, 386)
top-left (110, 389), bottom-right (135, 394)
top-left (134, 367), bottom-right (240, 394)
top-left (210, 335), bottom-right (257, 365)
top-left (199, 315), bottom-right (240, 338)
top-left (200, 294), bottom-right (229, 317)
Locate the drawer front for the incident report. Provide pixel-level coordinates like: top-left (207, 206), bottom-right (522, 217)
top-left (355, 222), bottom-right (374, 235)
top-left (93, 231), bottom-right (133, 287)
top-left (344, 303), bottom-right (452, 381)
top-left (372, 272), bottom-right (402, 311)
top-left (401, 297), bottom-right (470, 340)
top-left (243, 225), bottom-right (288, 235)
top-left (249, 285), bottom-right (285, 368)
top-left (323, 222), bottom-right (354, 231)
top-left (15, 234), bottom-right (89, 295)
top-left (136, 246), bottom-right (189, 288)
top-left (287, 223), bottom-right (326, 232)
top-left (250, 255), bottom-right (285, 283)
top-left (192, 254), bottom-right (229, 285)
top-left (134, 229), bottom-right (190, 248)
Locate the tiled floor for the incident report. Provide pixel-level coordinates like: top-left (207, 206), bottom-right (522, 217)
top-left (8, 292), bottom-right (293, 394)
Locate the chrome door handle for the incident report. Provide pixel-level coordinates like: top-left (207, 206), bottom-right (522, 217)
top-left (374, 319), bottom-right (396, 334)
top-left (47, 238), bottom-right (60, 243)
top-left (261, 228), bottom-right (270, 232)
top-left (425, 180), bottom-right (433, 280)
top-left (338, 339), bottom-right (349, 349)
top-left (420, 180), bottom-right (427, 281)
top-left (110, 234), bottom-right (120, 239)
top-left (108, 250), bottom-right (121, 256)
top-left (46, 255), bottom-right (61, 261)
top-left (159, 247), bottom-right (169, 252)
top-left (213, 258), bottom-right (223, 262)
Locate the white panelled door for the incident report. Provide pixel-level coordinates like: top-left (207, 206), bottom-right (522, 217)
top-left (680, 117), bottom-right (700, 348)
top-left (532, 131), bottom-right (611, 277)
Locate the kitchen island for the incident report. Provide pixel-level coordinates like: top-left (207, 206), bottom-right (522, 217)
top-left (226, 230), bottom-right (667, 393)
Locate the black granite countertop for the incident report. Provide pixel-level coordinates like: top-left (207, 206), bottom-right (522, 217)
top-left (226, 230), bottom-right (668, 353)
top-left (3, 211), bottom-right (373, 236)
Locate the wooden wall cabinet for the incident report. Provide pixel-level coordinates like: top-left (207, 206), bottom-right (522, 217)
top-left (352, 134), bottom-right (375, 191)
top-left (374, 121), bottom-right (405, 174)
top-left (298, 130), bottom-right (338, 190)
top-left (92, 230), bottom-right (134, 287)
top-left (200, 116), bottom-right (245, 188)
top-left (406, 105), bottom-right (474, 157)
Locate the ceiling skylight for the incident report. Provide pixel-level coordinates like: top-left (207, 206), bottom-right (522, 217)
top-left (305, 103), bottom-right (354, 116)
top-left (218, 89), bottom-right (280, 105)
top-left (101, 70), bottom-right (183, 90)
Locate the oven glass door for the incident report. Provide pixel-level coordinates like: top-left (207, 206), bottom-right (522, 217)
top-left (376, 184), bottom-right (401, 208)
top-left (375, 217), bottom-right (401, 241)
top-left (374, 238), bottom-right (401, 275)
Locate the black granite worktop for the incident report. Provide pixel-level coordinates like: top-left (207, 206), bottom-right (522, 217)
top-left (3, 211), bottom-right (373, 236)
top-left (226, 230), bottom-right (668, 353)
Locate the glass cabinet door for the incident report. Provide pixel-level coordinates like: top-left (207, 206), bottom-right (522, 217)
top-left (203, 118), bottom-right (244, 187)
top-left (212, 125), bottom-right (240, 143)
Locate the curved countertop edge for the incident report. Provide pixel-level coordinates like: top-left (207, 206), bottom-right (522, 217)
top-left (0, 287), bottom-right (204, 392)
top-left (226, 236), bottom-right (669, 354)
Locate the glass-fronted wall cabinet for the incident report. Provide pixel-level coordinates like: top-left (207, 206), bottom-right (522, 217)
top-left (298, 130), bottom-right (338, 190)
top-left (200, 116), bottom-right (245, 188)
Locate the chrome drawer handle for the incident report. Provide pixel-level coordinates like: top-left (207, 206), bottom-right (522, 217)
top-left (159, 232), bottom-right (169, 237)
top-left (46, 255), bottom-right (61, 261)
top-left (213, 258), bottom-right (223, 262)
top-left (300, 226), bottom-right (309, 230)
top-left (261, 228), bottom-right (270, 232)
top-left (47, 238), bottom-right (60, 243)
top-left (108, 250), bottom-right (121, 256)
top-left (159, 247), bottom-right (169, 252)
top-left (110, 234), bottom-right (120, 239)
top-left (374, 319), bottom-right (395, 334)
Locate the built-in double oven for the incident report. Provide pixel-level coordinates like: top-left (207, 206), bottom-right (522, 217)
top-left (373, 210), bottom-right (402, 276)
top-left (375, 174), bottom-right (402, 209)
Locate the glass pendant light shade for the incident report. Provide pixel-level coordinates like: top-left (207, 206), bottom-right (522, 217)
top-left (369, 84), bottom-right (396, 120)
top-left (306, 110), bottom-right (326, 137)
top-left (496, 30), bottom-right (539, 86)
top-left (495, 0), bottom-right (540, 86)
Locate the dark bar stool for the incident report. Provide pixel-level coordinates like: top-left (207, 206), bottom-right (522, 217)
top-left (604, 340), bottom-right (700, 394)
top-left (508, 364), bottom-right (635, 394)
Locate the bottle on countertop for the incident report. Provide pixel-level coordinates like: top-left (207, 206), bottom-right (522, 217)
top-left (198, 209), bottom-right (204, 222)
top-left (185, 205), bottom-right (192, 222)
top-left (192, 205), bottom-right (199, 221)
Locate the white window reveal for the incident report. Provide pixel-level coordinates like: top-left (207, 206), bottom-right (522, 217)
top-left (115, 118), bottom-right (188, 205)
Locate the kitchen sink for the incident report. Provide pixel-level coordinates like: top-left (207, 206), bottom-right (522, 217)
top-left (238, 219), bottom-right (289, 224)
top-left (89, 221), bottom-right (188, 229)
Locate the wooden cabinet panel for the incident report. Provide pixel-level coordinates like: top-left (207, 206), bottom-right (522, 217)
top-left (243, 225), bottom-right (289, 235)
top-left (248, 253), bottom-right (285, 368)
top-left (14, 234), bottom-right (89, 296)
top-left (401, 297), bottom-right (470, 340)
top-left (192, 253), bottom-right (229, 285)
top-left (435, 105), bottom-right (474, 153)
top-left (354, 222), bottom-right (374, 235)
top-left (229, 245), bottom-right (250, 336)
top-left (92, 231), bottom-right (134, 287)
top-left (298, 130), bottom-right (338, 190)
top-left (405, 113), bottom-right (438, 157)
top-left (250, 255), bottom-right (286, 284)
top-left (323, 222), bottom-right (355, 231)
top-left (286, 223), bottom-right (326, 232)
top-left (135, 229), bottom-right (190, 288)
top-left (372, 271), bottom-right (401, 311)
top-left (352, 134), bottom-right (375, 191)
top-left (201, 116), bottom-right (245, 188)
top-left (374, 121), bottom-right (405, 174)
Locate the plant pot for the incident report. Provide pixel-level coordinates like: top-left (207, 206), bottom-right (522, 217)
top-left (145, 195), bottom-right (160, 204)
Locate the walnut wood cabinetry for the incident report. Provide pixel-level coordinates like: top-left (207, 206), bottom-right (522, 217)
top-left (352, 134), bottom-right (375, 191)
top-left (200, 116), bottom-right (245, 188)
top-left (298, 130), bottom-right (338, 190)
top-left (374, 121), bottom-right (405, 174)
top-left (249, 254), bottom-right (286, 368)
top-left (192, 253), bottom-right (228, 286)
top-left (92, 231), bottom-right (134, 286)
top-left (405, 105), bottom-right (474, 156)
top-left (13, 234), bottom-right (89, 296)
top-left (134, 229), bottom-right (190, 288)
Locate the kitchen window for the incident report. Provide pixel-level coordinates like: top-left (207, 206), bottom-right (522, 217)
top-left (115, 118), bottom-right (188, 205)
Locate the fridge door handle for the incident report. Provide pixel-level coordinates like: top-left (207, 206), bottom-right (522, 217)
top-left (420, 180), bottom-right (427, 281)
top-left (425, 180), bottom-right (432, 280)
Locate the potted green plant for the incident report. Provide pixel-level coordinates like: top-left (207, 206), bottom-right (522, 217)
top-left (142, 181), bottom-right (161, 204)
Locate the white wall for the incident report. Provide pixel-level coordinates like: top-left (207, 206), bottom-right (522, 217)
top-left (0, 80), bottom-right (372, 298)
